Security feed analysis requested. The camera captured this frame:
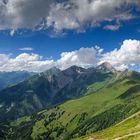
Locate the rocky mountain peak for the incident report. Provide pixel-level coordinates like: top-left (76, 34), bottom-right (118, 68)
top-left (64, 65), bottom-right (86, 75)
top-left (43, 67), bottom-right (61, 76)
top-left (97, 62), bottom-right (116, 72)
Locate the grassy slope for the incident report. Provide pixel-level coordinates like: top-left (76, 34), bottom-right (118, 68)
top-left (8, 72), bottom-right (140, 140)
top-left (77, 111), bottom-right (140, 140)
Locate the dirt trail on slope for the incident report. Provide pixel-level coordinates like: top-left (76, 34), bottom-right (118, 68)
top-left (88, 131), bottom-right (140, 140)
top-left (110, 111), bottom-right (140, 140)
top-left (111, 131), bottom-right (140, 140)
top-left (87, 111), bottom-right (140, 140)
top-left (116, 111), bottom-right (140, 126)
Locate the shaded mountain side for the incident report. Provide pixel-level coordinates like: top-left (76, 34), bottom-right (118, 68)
top-left (0, 123), bottom-right (9, 140)
top-left (2, 70), bottom-right (140, 140)
top-left (52, 68), bottom-right (111, 104)
top-left (0, 65), bottom-right (114, 121)
top-left (0, 71), bottom-right (34, 90)
top-left (119, 84), bottom-right (140, 99)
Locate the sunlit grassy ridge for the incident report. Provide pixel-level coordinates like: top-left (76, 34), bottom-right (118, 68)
top-left (77, 111), bottom-right (140, 140)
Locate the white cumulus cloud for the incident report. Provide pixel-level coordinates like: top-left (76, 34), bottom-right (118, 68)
top-left (0, 47), bottom-right (101, 72)
top-left (0, 39), bottom-right (140, 72)
top-left (0, 53), bottom-right (54, 72)
top-left (56, 47), bottom-right (101, 69)
top-left (100, 39), bottom-right (140, 70)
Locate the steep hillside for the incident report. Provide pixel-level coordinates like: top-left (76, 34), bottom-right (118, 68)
top-left (4, 70), bottom-right (140, 140)
top-left (0, 65), bottom-right (113, 121)
top-left (78, 111), bottom-right (140, 140)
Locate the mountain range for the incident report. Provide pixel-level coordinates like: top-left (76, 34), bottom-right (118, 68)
top-left (0, 71), bottom-right (34, 90)
top-left (0, 63), bottom-right (140, 140)
top-left (0, 64), bottom-right (113, 121)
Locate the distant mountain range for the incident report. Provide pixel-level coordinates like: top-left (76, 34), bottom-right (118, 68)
top-left (0, 71), bottom-right (34, 90)
top-left (0, 63), bottom-right (140, 140)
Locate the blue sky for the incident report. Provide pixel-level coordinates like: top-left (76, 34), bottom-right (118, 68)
top-left (0, 19), bottom-right (140, 58)
top-left (0, 0), bottom-right (140, 72)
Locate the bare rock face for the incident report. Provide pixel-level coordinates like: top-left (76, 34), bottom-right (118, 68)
top-left (97, 62), bottom-right (116, 73)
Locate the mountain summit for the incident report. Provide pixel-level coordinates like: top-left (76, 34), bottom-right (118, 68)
top-left (97, 62), bottom-right (116, 72)
top-left (43, 67), bottom-right (61, 76)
